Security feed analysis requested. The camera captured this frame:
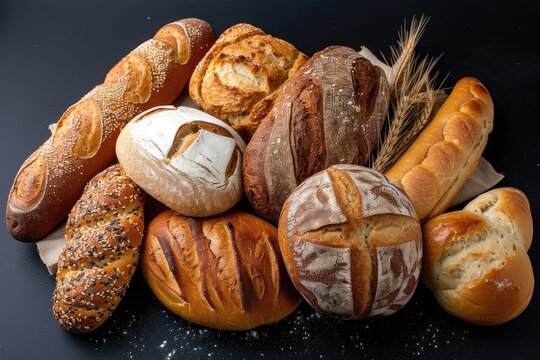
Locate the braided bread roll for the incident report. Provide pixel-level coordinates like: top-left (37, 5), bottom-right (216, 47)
top-left (53, 164), bottom-right (144, 333)
top-left (385, 77), bottom-right (494, 222)
top-left (6, 18), bottom-right (214, 241)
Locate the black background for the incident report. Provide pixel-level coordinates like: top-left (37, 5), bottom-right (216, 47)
top-left (1, 0), bottom-right (539, 359)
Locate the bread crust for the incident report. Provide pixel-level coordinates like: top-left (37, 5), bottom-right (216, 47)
top-left (244, 46), bottom-right (389, 223)
top-left (6, 18), bottom-right (215, 242)
top-left (422, 187), bottom-right (534, 325)
top-left (386, 77), bottom-right (494, 222)
top-left (278, 165), bottom-right (422, 318)
top-left (140, 210), bottom-right (301, 330)
top-left (52, 164), bottom-right (145, 333)
top-left (189, 23), bottom-right (308, 139)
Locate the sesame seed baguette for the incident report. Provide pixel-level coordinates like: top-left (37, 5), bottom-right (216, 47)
top-left (52, 164), bottom-right (144, 333)
top-left (385, 77), bottom-right (494, 222)
top-left (6, 18), bottom-right (215, 242)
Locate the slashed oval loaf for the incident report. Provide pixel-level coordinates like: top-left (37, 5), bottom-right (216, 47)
top-left (422, 187), bottom-right (534, 326)
top-left (141, 210), bottom-right (301, 330)
top-left (6, 18), bottom-right (214, 242)
top-left (189, 23), bottom-right (308, 139)
top-left (279, 165), bottom-right (422, 319)
top-left (243, 46), bottom-right (390, 224)
top-left (53, 164), bottom-right (145, 333)
top-left (116, 106), bottom-right (246, 217)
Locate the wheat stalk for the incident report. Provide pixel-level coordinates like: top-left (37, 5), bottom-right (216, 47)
top-left (371, 15), bottom-right (445, 173)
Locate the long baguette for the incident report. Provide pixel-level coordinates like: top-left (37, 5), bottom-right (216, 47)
top-left (6, 19), bottom-right (215, 241)
top-left (385, 77), bottom-right (494, 221)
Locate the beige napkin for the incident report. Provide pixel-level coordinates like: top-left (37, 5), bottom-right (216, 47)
top-left (36, 223), bottom-right (65, 275)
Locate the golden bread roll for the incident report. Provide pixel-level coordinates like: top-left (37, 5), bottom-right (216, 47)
top-left (53, 164), bottom-right (145, 332)
top-left (422, 187), bottom-right (534, 326)
top-left (141, 210), bottom-right (301, 330)
top-left (189, 23), bottom-right (308, 139)
top-left (7, 18), bottom-right (214, 242)
top-left (279, 165), bottom-right (422, 318)
top-left (385, 77), bottom-right (494, 222)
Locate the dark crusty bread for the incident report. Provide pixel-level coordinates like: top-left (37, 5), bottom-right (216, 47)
top-left (386, 77), bottom-right (494, 222)
top-left (6, 19), bottom-right (215, 242)
top-left (52, 164), bottom-right (145, 333)
top-left (278, 165), bottom-right (422, 318)
top-left (422, 187), bottom-right (534, 325)
top-left (243, 46), bottom-right (390, 223)
top-left (189, 23), bottom-right (307, 139)
top-left (141, 210), bottom-right (301, 330)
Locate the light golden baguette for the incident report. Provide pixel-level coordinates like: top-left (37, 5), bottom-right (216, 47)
top-left (6, 19), bottom-right (214, 242)
top-left (385, 77), bottom-right (494, 221)
top-left (422, 187), bottom-right (534, 325)
top-left (52, 164), bottom-right (145, 333)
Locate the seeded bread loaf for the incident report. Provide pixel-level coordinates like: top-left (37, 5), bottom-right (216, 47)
top-left (422, 187), bottom-right (534, 325)
top-left (141, 210), bottom-right (301, 330)
top-left (52, 164), bottom-right (145, 333)
top-left (6, 18), bottom-right (214, 241)
top-left (189, 23), bottom-right (308, 139)
top-left (243, 46), bottom-right (389, 223)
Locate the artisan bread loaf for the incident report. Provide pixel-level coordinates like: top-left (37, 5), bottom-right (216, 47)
top-left (244, 46), bottom-right (390, 223)
top-left (278, 165), bottom-right (422, 318)
top-left (422, 187), bottom-right (534, 326)
top-left (385, 77), bottom-right (494, 222)
top-left (141, 210), bottom-right (301, 330)
top-left (6, 18), bottom-right (214, 241)
top-left (52, 164), bottom-right (145, 333)
top-left (189, 23), bottom-right (308, 139)
top-left (116, 106), bottom-right (246, 217)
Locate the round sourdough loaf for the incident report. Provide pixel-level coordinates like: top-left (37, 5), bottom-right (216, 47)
top-left (278, 164), bottom-right (422, 318)
top-left (116, 106), bottom-right (246, 217)
top-left (141, 210), bottom-right (301, 330)
top-left (422, 187), bottom-right (534, 325)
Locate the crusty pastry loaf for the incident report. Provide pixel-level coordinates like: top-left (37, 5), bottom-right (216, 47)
top-left (385, 77), bottom-right (494, 222)
top-left (116, 106), bottom-right (246, 217)
top-left (189, 23), bottom-right (308, 139)
top-left (52, 164), bottom-right (145, 333)
top-left (6, 18), bottom-right (214, 242)
top-left (244, 46), bottom-right (389, 223)
top-left (279, 165), bottom-right (422, 318)
top-left (141, 210), bottom-right (301, 330)
top-left (422, 187), bottom-right (534, 326)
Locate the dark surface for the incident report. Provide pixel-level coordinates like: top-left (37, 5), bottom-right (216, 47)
top-left (1, 0), bottom-right (539, 359)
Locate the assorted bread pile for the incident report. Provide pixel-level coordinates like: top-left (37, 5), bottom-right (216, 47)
top-left (5, 17), bottom-right (534, 333)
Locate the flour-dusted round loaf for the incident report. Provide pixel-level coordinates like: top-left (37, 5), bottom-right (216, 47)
top-left (116, 106), bottom-right (246, 217)
top-left (278, 165), bottom-right (422, 318)
top-left (189, 23), bottom-right (308, 139)
top-left (422, 187), bottom-right (534, 326)
top-left (244, 46), bottom-right (390, 224)
top-left (141, 210), bottom-right (302, 330)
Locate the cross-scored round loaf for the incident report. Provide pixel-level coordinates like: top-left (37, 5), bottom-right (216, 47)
top-left (141, 210), bottom-right (301, 330)
top-left (116, 106), bottom-right (246, 217)
top-left (278, 165), bottom-right (422, 318)
top-left (422, 187), bottom-right (534, 326)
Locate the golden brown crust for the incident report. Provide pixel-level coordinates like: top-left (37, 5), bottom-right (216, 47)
top-left (278, 165), bottom-right (422, 319)
top-left (189, 23), bottom-right (308, 139)
top-left (52, 164), bottom-right (145, 333)
top-left (385, 77), bottom-right (494, 222)
top-left (141, 210), bottom-right (301, 330)
top-left (421, 187), bottom-right (534, 325)
top-left (6, 18), bottom-right (215, 242)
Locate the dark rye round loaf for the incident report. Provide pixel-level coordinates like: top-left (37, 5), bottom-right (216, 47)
top-left (243, 46), bottom-right (390, 223)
